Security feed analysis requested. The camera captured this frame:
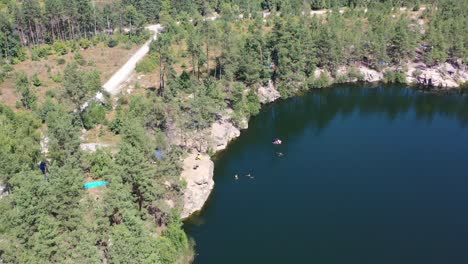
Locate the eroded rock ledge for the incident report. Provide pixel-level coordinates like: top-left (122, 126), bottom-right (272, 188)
top-left (180, 153), bottom-right (214, 219)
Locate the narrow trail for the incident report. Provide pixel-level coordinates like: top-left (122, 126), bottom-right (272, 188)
top-left (95, 24), bottom-right (162, 100)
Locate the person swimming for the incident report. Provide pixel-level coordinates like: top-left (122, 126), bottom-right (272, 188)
top-left (235, 174), bottom-right (239, 180)
top-left (277, 152), bottom-right (284, 157)
top-left (272, 138), bottom-right (282, 145)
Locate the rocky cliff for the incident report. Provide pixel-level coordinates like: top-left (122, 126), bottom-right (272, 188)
top-left (180, 153), bottom-right (215, 219)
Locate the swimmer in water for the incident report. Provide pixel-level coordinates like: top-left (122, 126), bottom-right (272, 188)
top-left (277, 152), bottom-right (284, 157)
top-left (235, 174), bottom-right (239, 180)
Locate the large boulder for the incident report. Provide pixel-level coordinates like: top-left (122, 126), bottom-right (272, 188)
top-left (181, 153), bottom-right (214, 219)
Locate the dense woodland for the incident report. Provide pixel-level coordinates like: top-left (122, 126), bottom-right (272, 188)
top-left (0, 0), bottom-right (467, 263)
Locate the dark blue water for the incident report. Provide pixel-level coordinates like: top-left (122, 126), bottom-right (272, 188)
top-left (185, 85), bottom-right (468, 264)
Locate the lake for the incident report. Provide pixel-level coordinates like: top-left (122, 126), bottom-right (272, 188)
top-left (184, 84), bottom-right (468, 264)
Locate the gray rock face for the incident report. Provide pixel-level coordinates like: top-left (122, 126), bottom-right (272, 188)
top-left (0, 184), bottom-right (8, 199)
top-left (80, 143), bottom-right (110, 152)
top-left (210, 118), bottom-right (241, 152)
top-left (181, 153), bottom-right (214, 219)
top-left (257, 80), bottom-right (280, 104)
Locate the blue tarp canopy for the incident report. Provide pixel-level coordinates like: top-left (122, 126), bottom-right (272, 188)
top-left (154, 149), bottom-right (165, 160)
top-left (84, 181), bottom-right (108, 189)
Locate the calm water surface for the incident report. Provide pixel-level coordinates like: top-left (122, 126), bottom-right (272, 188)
top-left (184, 85), bottom-right (468, 264)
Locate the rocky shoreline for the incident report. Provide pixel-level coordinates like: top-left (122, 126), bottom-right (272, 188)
top-left (180, 61), bottom-right (467, 219)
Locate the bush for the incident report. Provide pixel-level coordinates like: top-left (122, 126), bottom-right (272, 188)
top-left (16, 48), bottom-right (28, 61)
top-left (107, 38), bottom-right (119, 48)
top-left (74, 53), bottom-right (83, 60)
top-left (347, 66), bottom-right (365, 82)
top-left (83, 102), bottom-right (107, 129)
top-left (51, 73), bottom-right (63, 83)
top-left (3, 64), bottom-right (14, 73)
top-left (57, 58), bottom-right (66, 65)
top-left (38, 98), bottom-right (58, 122)
top-left (77, 58), bottom-right (87, 66)
top-left (335, 74), bottom-right (348, 84)
top-left (84, 149), bottom-right (113, 179)
top-left (308, 72), bottom-right (331, 89)
top-left (412, 69), bottom-right (423, 78)
top-left (45, 89), bottom-right (57, 98)
top-left (53, 41), bottom-right (70, 55)
top-left (31, 74), bottom-right (42, 87)
top-left (136, 55), bottom-right (157, 73)
top-left (384, 70), bottom-right (407, 84)
top-left (80, 38), bottom-right (91, 49)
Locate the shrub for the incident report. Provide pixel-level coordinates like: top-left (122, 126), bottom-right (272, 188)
top-left (39, 98), bottom-right (58, 122)
top-left (412, 69), bottom-right (423, 78)
top-left (51, 73), bottom-right (63, 83)
top-left (80, 38), bottom-right (91, 49)
top-left (84, 149), bottom-right (113, 179)
top-left (308, 72), bottom-right (331, 89)
top-left (347, 66), bottom-right (365, 82)
top-left (16, 48), bottom-right (28, 61)
top-left (384, 70), bottom-right (407, 84)
top-left (83, 102), bottom-right (107, 129)
top-left (11, 57), bottom-right (20, 64)
top-left (57, 57), bottom-right (66, 65)
top-left (136, 55), bottom-right (157, 73)
top-left (3, 64), bottom-right (13, 73)
top-left (53, 41), bottom-right (69, 55)
top-left (77, 58), bottom-right (87, 66)
top-left (74, 53), bottom-right (83, 60)
top-left (335, 74), bottom-right (348, 84)
top-left (31, 73), bottom-right (42, 87)
top-left (107, 38), bottom-right (119, 48)
top-left (45, 89), bottom-right (57, 98)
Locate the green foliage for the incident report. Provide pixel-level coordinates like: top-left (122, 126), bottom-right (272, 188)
top-left (31, 73), bottom-right (42, 87)
top-left (63, 63), bottom-right (101, 110)
top-left (57, 57), bottom-right (66, 65)
top-left (384, 70), bottom-right (407, 84)
top-left (83, 102), bottom-right (107, 129)
top-left (51, 73), bottom-right (63, 83)
top-left (53, 41), bottom-right (70, 55)
top-left (0, 104), bottom-right (41, 182)
top-left (136, 54), bottom-right (158, 73)
top-left (15, 72), bottom-right (37, 109)
top-left (80, 38), bottom-right (91, 49)
top-left (83, 149), bottom-right (113, 179)
top-left (107, 38), bottom-right (119, 48)
top-left (347, 66), bottom-right (365, 82)
top-left (308, 72), bottom-right (331, 89)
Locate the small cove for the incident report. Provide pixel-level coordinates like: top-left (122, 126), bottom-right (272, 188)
top-left (185, 84), bottom-right (468, 264)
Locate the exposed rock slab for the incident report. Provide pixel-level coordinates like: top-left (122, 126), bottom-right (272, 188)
top-left (257, 80), bottom-right (280, 104)
top-left (358, 66), bottom-right (384, 82)
top-left (181, 153), bottom-right (214, 219)
top-left (210, 116), bottom-right (240, 152)
top-left (80, 143), bottom-right (111, 152)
